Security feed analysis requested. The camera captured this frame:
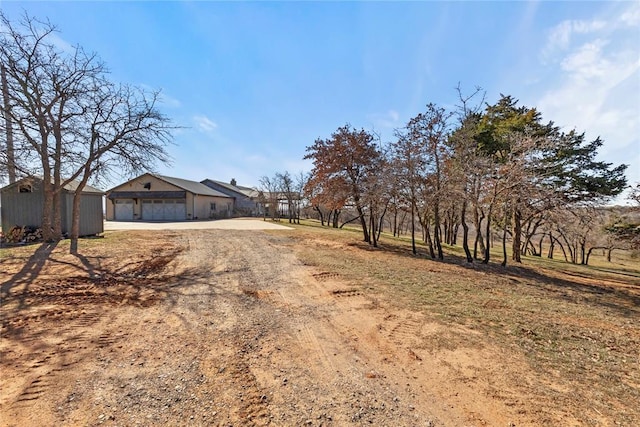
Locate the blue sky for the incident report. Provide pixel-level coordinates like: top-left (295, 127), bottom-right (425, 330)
top-left (2, 1), bottom-right (639, 202)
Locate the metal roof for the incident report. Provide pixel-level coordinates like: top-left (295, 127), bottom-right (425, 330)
top-left (153, 175), bottom-right (232, 198)
top-left (201, 179), bottom-right (260, 198)
top-left (0, 176), bottom-right (105, 194)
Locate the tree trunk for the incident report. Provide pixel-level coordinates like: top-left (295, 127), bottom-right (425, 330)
top-left (377, 204), bottom-right (387, 242)
top-left (52, 188), bottom-right (63, 239)
top-left (483, 204), bottom-right (493, 264)
top-left (461, 198), bottom-right (472, 263)
top-left (70, 191), bottom-right (82, 254)
top-left (370, 208), bottom-right (378, 248)
top-left (511, 206), bottom-right (522, 263)
top-left (538, 233), bottom-right (545, 257)
top-left (585, 247), bottom-right (595, 266)
top-left (425, 223), bottom-right (435, 259)
top-left (40, 164), bottom-right (54, 241)
top-left (70, 169), bottom-right (93, 254)
top-left (547, 232), bottom-right (555, 259)
top-left (473, 208), bottom-right (485, 260)
top-left (452, 223), bottom-right (459, 246)
top-left (393, 207), bottom-right (398, 237)
top-left (355, 201), bottom-right (369, 243)
top-left (314, 206), bottom-right (324, 226)
top-left (501, 206), bottom-right (509, 267)
top-left (558, 230), bottom-right (574, 263)
top-left (1, 65), bottom-right (16, 184)
top-left (410, 202), bottom-right (416, 255)
top-left (434, 203), bottom-right (443, 260)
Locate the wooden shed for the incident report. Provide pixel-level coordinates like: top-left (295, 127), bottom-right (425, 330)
top-left (0, 177), bottom-right (105, 236)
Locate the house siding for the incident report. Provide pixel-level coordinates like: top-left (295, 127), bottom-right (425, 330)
top-left (106, 175), bottom-right (188, 220)
top-left (201, 179), bottom-right (261, 216)
top-left (1, 179), bottom-right (104, 236)
top-left (191, 194), bottom-right (233, 220)
top-left (106, 173), bottom-right (233, 221)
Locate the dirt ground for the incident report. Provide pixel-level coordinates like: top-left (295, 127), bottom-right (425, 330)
top-left (0, 229), bottom-right (632, 426)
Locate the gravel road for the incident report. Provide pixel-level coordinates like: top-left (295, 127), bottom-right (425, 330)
top-left (1, 229), bottom-right (494, 426)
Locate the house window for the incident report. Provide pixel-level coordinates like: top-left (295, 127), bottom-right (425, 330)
top-left (211, 202), bottom-right (216, 211)
top-left (19, 184), bottom-right (33, 193)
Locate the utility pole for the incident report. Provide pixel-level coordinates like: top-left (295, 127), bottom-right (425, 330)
top-left (1, 63), bottom-right (16, 183)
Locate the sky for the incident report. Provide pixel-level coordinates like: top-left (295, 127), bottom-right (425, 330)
top-left (1, 1), bottom-right (639, 203)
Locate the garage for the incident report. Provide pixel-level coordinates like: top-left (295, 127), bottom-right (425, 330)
top-left (141, 199), bottom-right (187, 221)
top-left (106, 173), bottom-right (233, 222)
top-left (114, 199), bottom-right (134, 221)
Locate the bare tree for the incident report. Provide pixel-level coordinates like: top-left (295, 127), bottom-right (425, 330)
top-left (390, 128), bottom-right (424, 255)
top-left (406, 103), bottom-right (452, 259)
top-left (276, 171), bottom-right (297, 223)
top-left (258, 174), bottom-right (281, 221)
top-left (0, 12), bottom-right (174, 251)
top-left (1, 64), bottom-right (16, 183)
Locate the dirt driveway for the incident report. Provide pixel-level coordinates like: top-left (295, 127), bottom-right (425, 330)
top-left (103, 218), bottom-right (293, 231)
top-left (1, 229), bottom-right (524, 426)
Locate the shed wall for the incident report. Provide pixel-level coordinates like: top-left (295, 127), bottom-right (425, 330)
top-left (1, 190), bottom-right (103, 236)
top-left (1, 191), bottom-right (44, 232)
top-left (64, 193), bottom-right (104, 235)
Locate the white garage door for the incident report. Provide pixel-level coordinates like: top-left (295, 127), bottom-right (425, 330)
top-left (142, 200), bottom-right (186, 221)
top-left (114, 200), bottom-right (134, 220)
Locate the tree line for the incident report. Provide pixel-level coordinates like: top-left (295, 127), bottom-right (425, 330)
top-left (0, 13), bottom-right (174, 253)
top-left (301, 86), bottom-right (633, 266)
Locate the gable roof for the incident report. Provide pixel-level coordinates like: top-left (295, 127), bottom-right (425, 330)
top-left (1, 176), bottom-right (104, 194)
top-left (152, 174), bottom-right (231, 198)
top-left (201, 178), bottom-right (260, 198)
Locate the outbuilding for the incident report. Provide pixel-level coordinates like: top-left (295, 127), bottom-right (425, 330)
top-left (0, 176), bottom-right (104, 236)
top-left (106, 173), bottom-right (233, 221)
top-left (200, 178), bottom-right (263, 216)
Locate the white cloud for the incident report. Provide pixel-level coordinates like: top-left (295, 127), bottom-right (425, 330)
top-left (535, 3), bottom-right (640, 200)
top-left (560, 39), bottom-right (611, 79)
top-left (159, 92), bottom-right (182, 108)
top-left (619, 2), bottom-right (640, 26)
top-left (48, 33), bottom-right (75, 54)
top-left (368, 109), bottom-right (401, 129)
top-left (193, 115), bottom-right (218, 133)
top-left (542, 19), bottom-right (606, 61)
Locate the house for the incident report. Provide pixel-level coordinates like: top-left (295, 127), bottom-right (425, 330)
top-left (105, 173), bottom-right (233, 221)
top-left (0, 176), bottom-right (104, 236)
top-left (200, 178), bottom-right (264, 216)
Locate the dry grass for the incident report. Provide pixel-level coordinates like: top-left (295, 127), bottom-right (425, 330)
top-left (285, 221), bottom-right (640, 425)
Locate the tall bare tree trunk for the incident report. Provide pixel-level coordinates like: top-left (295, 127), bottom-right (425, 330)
top-left (354, 199), bottom-right (369, 243)
top-left (1, 64), bottom-right (15, 184)
top-left (434, 203), bottom-right (443, 260)
top-left (473, 207), bottom-right (485, 260)
top-left (512, 206), bottom-right (522, 263)
top-left (425, 221), bottom-right (435, 259)
top-left (70, 167), bottom-right (92, 254)
top-left (410, 201), bottom-right (416, 255)
top-left (501, 206), bottom-right (509, 267)
top-left (483, 204), bottom-right (493, 264)
top-left (461, 198), bottom-right (472, 262)
top-left (547, 232), bottom-right (555, 259)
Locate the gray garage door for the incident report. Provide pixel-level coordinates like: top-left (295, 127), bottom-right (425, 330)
top-left (114, 199), bottom-right (134, 220)
top-left (141, 200), bottom-right (186, 221)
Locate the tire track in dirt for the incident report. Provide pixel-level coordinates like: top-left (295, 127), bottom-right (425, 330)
top-left (0, 246), bottom-right (181, 426)
top-left (1, 229), bottom-right (534, 426)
